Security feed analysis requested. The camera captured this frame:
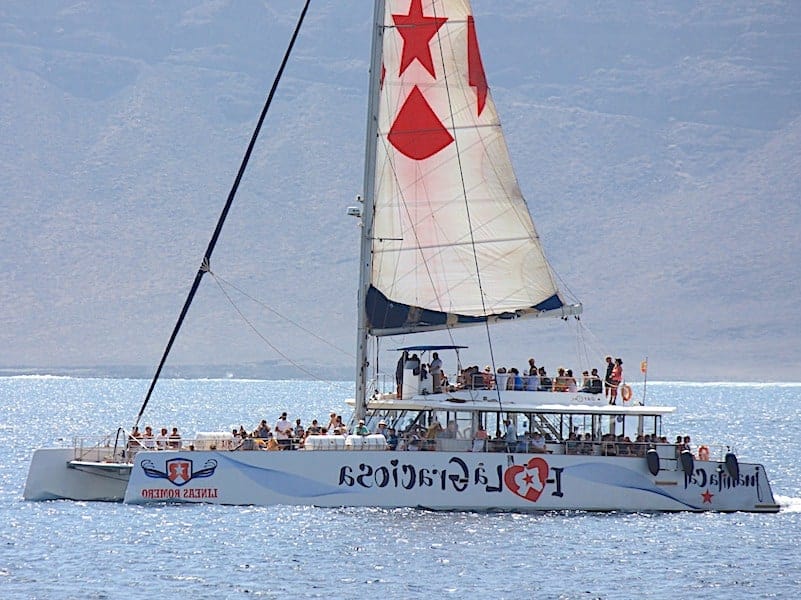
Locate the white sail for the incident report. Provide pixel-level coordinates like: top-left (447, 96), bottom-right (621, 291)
top-left (367, 0), bottom-right (578, 336)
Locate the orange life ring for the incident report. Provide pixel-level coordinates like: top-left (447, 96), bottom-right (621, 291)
top-left (698, 445), bottom-right (710, 461)
top-left (620, 384), bottom-right (632, 402)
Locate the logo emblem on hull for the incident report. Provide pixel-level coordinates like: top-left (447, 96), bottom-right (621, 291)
top-left (504, 457), bottom-right (549, 503)
top-left (141, 458), bottom-right (218, 487)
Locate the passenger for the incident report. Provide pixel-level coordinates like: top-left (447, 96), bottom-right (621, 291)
top-left (495, 367), bottom-right (508, 391)
top-left (510, 368), bottom-right (524, 390)
top-left (470, 365), bottom-right (484, 389)
top-left (256, 420), bottom-right (271, 439)
top-left (156, 427), bottom-right (169, 450)
top-left (325, 412), bottom-right (337, 432)
top-left (579, 371), bottom-right (591, 391)
top-left (589, 368), bottom-right (603, 394)
top-left (604, 355), bottom-right (614, 400)
top-left (275, 412), bottom-right (292, 449)
top-left (538, 367), bottom-right (552, 391)
top-left (552, 367), bottom-right (567, 391)
top-left (128, 426), bottom-right (143, 448)
top-left (375, 420), bottom-right (389, 437)
top-left (579, 433), bottom-right (593, 455)
top-left (240, 432), bottom-right (255, 451)
top-left (386, 428), bottom-right (399, 450)
top-left (482, 366), bottom-right (494, 390)
top-left (307, 420), bottom-right (321, 435)
top-left (525, 364), bottom-right (540, 391)
top-left (565, 431), bottom-right (579, 455)
top-left (355, 419), bottom-right (369, 435)
top-left (168, 427), bottom-right (182, 449)
top-left (294, 419), bottom-right (305, 441)
top-left (566, 369), bottom-right (578, 393)
top-left (608, 358), bottom-right (623, 404)
top-left (530, 431), bottom-right (547, 453)
top-left (674, 435), bottom-right (684, 458)
top-left (395, 350), bottom-right (408, 397)
top-left (683, 435), bottom-right (692, 454)
top-left (429, 352), bottom-right (443, 393)
top-left (443, 420), bottom-right (459, 439)
top-left (472, 424), bottom-right (489, 452)
top-left (503, 419), bottom-right (518, 453)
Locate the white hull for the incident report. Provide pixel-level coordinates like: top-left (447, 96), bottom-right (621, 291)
top-left (26, 447), bottom-right (778, 512)
top-left (24, 448), bottom-right (131, 502)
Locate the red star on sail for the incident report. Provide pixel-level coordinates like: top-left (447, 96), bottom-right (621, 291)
top-left (393, 0), bottom-right (448, 78)
top-left (701, 489), bottom-right (714, 503)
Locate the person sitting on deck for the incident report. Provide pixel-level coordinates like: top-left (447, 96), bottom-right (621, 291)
top-left (386, 428), bottom-right (399, 450)
top-left (156, 427), bottom-right (169, 450)
top-left (588, 368), bottom-right (603, 394)
top-left (168, 427), bottom-right (181, 449)
top-left (538, 367), bottom-right (552, 391)
top-left (565, 432), bottom-right (580, 454)
top-left (471, 425), bottom-right (489, 452)
top-left (553, 367), bottom-right (568, 392)
top-left (566, 369), bottom-right (578, 392)
top-left (530, 431), bottom-right (548, 453)
top-left (355, 420), bottom-right (370, 436)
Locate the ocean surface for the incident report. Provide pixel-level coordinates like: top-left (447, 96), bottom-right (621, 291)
top-left (1, 377), bottom-right (799, 599)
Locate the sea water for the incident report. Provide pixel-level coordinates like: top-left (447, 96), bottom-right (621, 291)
top-left (0, 377), bottom-right (799, 599)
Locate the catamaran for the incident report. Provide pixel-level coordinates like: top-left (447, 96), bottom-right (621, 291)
top-left (24, 0), bottom-right (779, 512)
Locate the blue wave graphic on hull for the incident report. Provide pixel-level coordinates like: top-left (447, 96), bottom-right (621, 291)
top-left (565, 463), bottom-right (700, 510)
top-left (216, 454), bottom-right (355, 499)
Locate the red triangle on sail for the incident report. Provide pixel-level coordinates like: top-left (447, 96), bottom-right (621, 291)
top-left (467, 16), bottom-right (488, 116)
top-left (388, 86), bottom-right (454, 161)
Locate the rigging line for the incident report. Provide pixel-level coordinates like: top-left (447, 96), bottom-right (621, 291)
top-left (133, 0), bottom-right (312, 428)
top-left (431, 4), bottom-right (503, 413)
top-left (209, 273), bottom-right (352, 392)
top-left (210, 272), bottom-right (355, 358)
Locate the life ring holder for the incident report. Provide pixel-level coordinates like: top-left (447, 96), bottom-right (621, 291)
top-left (620, 384), bottom-right (633, 403)
top-left (698, 445), bottom-right (710, 461)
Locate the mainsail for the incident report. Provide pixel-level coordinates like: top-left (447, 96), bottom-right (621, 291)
top-left (366, 0), bottom-right (579, 336)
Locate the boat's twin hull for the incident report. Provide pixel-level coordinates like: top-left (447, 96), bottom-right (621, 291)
top-left (24, 448), bottom-right (131, 502)
top-left (26, 448), bottom-right (777, 512)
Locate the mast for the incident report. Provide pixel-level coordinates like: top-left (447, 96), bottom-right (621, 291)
top-left (355, 0), bottom-right (386, 420)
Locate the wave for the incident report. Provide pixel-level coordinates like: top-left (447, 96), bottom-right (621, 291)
top-left (775, 494), bottom-right (801, 512)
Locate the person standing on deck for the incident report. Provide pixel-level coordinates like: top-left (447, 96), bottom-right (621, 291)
top-left (430, 352), bottom-right (443, 393)
top-left (395, 350), bottom-right (408, 397)
top-left (504, 419), bottom-right (518, 453)
top-left (604, 356), bottom-right (614, 400)
top-left (609, 358), bottom-right (623, 404)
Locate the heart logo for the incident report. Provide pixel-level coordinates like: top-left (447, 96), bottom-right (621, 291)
top-left (504, 457), bottom-right (549, 503)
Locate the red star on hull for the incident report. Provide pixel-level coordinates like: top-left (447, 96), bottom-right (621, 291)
top-left (701, 489), bottom-right (714, 503)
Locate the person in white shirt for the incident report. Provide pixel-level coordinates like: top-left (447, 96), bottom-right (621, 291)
top-left (275, 412), bottom-right (292, 448)
top-left (155, 427), bottom-right (169, 450)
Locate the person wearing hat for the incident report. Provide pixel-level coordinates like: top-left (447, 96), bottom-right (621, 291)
top-left (376, 420), bottom-right (389, 438)
top-left (355, 419), bottom-right (370, 435)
